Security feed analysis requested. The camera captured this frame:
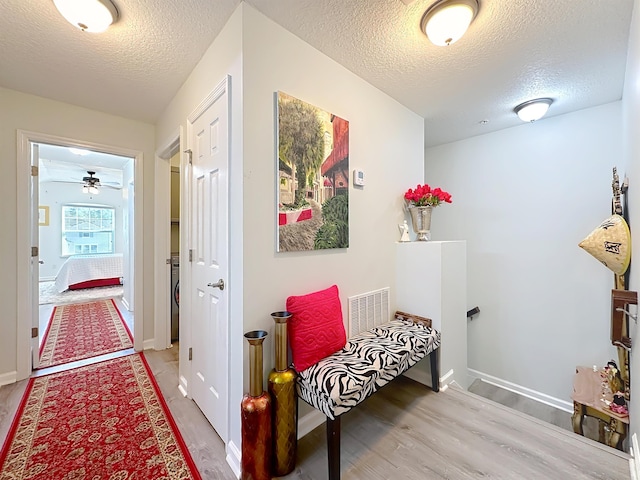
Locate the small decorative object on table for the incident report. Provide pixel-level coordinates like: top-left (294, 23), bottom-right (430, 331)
top-left (404, 183), bottom-right (452, 241)
top-left (241, 330), bottom-right (272, 480)
top-left (398, 220), bottom-right (411, 242)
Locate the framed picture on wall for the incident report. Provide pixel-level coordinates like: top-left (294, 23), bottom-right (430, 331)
top-left (38, 206), bottom-right (49, 226)
top-left (276, 91), bottom-right (349, 252)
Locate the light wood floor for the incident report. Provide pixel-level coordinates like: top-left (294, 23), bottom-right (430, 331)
top-left (0, 346), bottom-right (631, 479)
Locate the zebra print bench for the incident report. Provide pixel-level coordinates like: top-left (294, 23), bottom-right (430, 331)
top-left (296, 312), bottom-right (441, 480)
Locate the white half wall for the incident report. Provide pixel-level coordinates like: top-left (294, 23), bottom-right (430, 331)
top-left (425, 102), bottom-right (622, 404)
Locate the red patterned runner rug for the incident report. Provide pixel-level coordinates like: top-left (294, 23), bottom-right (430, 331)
top-left (0, 354), bottom-right (201, 479)
top-left (39, 299), bottom-right (133, 368)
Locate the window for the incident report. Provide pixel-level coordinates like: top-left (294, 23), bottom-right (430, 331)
top-left (62, 205), bottom-right (115, 256)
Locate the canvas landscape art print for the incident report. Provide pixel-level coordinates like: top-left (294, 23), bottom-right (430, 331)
top-left (277, 92), bottom-right (349, 252)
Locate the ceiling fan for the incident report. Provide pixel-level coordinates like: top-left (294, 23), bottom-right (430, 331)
top-left (82, 171), bottom-right (101, 194)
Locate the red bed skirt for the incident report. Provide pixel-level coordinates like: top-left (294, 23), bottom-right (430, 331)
top-left (68, 277), bottom-right (122, 290)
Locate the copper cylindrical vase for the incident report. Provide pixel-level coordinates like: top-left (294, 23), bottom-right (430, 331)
top-left (268, 311), bottom-right (297, 476)
top-left (241, 330), bottom-right (272, 480)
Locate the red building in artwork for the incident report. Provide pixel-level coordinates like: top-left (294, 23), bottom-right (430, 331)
top-left (321, 115), bottom-right (349, 196)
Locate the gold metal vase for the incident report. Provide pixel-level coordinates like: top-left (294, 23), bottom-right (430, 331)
top-left (268, 311), bottom-right (297, 476)
top-left (241, 330), bottom-right (272, 480)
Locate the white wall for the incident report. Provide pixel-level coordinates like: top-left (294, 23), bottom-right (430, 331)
top-left (156, 3), bottom-right (425, 472)
top-left (622, 0), bottom-right (640, 443)
top-left (0, 87), bottom-right (155, 380)
top-left (38, 182), bottom-right (125, 280)
top-left (155, 4), bottom-right (244, 471)
top-left (242, 0), bottom-right (424, 426)
top-left (425, 102), bottom-right (622, 405)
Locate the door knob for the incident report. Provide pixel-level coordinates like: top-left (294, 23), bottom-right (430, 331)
top-left (207, 279), bottom-right (225, 290)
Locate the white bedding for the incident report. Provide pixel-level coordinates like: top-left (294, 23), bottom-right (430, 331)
top-left (54, 253), bottom-right (123, 293)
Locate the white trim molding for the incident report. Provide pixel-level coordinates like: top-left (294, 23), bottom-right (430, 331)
top-left (468, 368), bottom-right (573, 413)
top-left (154, 127), bottom-right (182, 352)
top-left (298, 409), bottom-right (325, 439)
top-left (630, 433), bottom-right (639, 480)
top-left (226, 440), bottom-right (241, 479)
top-left (16, 130), bottom-right (144, 381)
top-left (0, 371), bottom-right (18, 387)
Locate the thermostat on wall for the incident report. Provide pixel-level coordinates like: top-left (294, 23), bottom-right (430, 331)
top-left (353, 169), bottom-right (365, 186)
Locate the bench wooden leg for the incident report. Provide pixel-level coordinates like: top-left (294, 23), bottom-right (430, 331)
top-left (430, 348), bottom-right (440, 392)
top-left (327, 416), bottom-right (341, 480)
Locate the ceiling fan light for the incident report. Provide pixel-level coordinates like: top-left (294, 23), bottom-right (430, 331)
top-left (53, 0), bottom-right (119, 33)
top-left (82, 185), bottom-right (89, 194)
top-left (514, 98), bottom-right (553, 122)
top-left (422, 0), bottom-right (479, 46)
top-left (89, 185), bottom-right (99, 194)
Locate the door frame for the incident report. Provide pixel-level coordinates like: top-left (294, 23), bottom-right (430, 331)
top-left (154, 128), bottom-right (183, 352)
top-left (16, 130), bottom-right (144, 381)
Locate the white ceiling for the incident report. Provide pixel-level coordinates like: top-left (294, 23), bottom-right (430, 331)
top-left (0, 0), bottom-right (634, 147)
top-left (38, 143), bottom-right (129, 188)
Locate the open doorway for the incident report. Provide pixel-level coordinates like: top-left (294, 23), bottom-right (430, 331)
top-left (16, 130), bottom-right (145, 380)
top-left (170, 152), bottom-right (180, 343)
top-left (36, 143), bottom-right (135, 368)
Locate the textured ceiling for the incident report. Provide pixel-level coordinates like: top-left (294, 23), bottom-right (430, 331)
top-left (0, 0), bottom-right (634, 147)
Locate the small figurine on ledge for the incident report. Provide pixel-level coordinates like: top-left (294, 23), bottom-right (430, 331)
top-left (610, 392), bottom-right (629, 416)
top-left (398, 220), bottom-right (411, 242)
top-left (604, 360), bottom-right (625, 397)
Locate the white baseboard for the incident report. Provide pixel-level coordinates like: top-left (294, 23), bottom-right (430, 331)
top-left (122, 297), bottom-right (131, 311)
top-left (177, 384), bottom-right (187, 397)
top-left (630, 434), bottom-right (639, 480)
top-left (402, 366), bottom-right (455, 392)
top-left (0, 371), bottom-right (17, 387)
top-left (39, 276), bottom-right (55, 282)
top-left (226, 440), bottom-right (241, 479)
top-left (440, 368), bottom-right (454, 385)
top-left (143, 338), bottom-right (155, 350)
top-left (468, 368), bottom-right (573, 413)
top-left (298, 409), bottom-right (325, 439)
top-left (179, 375), bottom-right (189, 396)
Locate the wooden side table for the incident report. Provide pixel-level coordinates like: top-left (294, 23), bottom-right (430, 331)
top-left (571, 366), bottom-right (628, 450)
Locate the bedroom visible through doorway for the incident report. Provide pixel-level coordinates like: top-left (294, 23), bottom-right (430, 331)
top-left (35, 142), bottom-right (135, 370)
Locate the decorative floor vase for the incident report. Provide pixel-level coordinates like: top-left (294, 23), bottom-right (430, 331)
top-left (241, 330), bottom-right (272, 480)
top-left (268, 311), bottom-right (297, 476)
top-left (409, 205), bottom-right (433, 241)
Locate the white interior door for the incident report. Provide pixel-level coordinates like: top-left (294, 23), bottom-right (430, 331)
top-left (31, 142), bottom-right (40, 369)
top-left (189, 81), bottom-right (229, 442)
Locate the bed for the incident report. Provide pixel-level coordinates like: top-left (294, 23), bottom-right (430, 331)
top-left (54, 253), bottom-right (123, 293)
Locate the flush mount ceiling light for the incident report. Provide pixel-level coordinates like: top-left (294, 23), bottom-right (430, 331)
top-left (514, 98), bottom-right (553, 122)
top-left (82, 171), bottom-right (100, 194)
top-left (53, 0), bottom-right (119, 33)
top-left (69, 147), bottom-right (90, 156)
top-left (421, 0), bottom-right (479, 46)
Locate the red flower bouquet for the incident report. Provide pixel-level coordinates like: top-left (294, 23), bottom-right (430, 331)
top-left (404, 184), bottom-right (452, 207)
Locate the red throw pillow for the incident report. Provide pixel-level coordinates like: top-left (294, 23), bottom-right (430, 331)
top-left (286, 285), bottom-right (347, 372)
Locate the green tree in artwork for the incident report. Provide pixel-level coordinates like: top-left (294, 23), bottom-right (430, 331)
top-left (278, 95), bottom-right (325, 206)
top-left (314, 194), bottom-right (349, 249)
